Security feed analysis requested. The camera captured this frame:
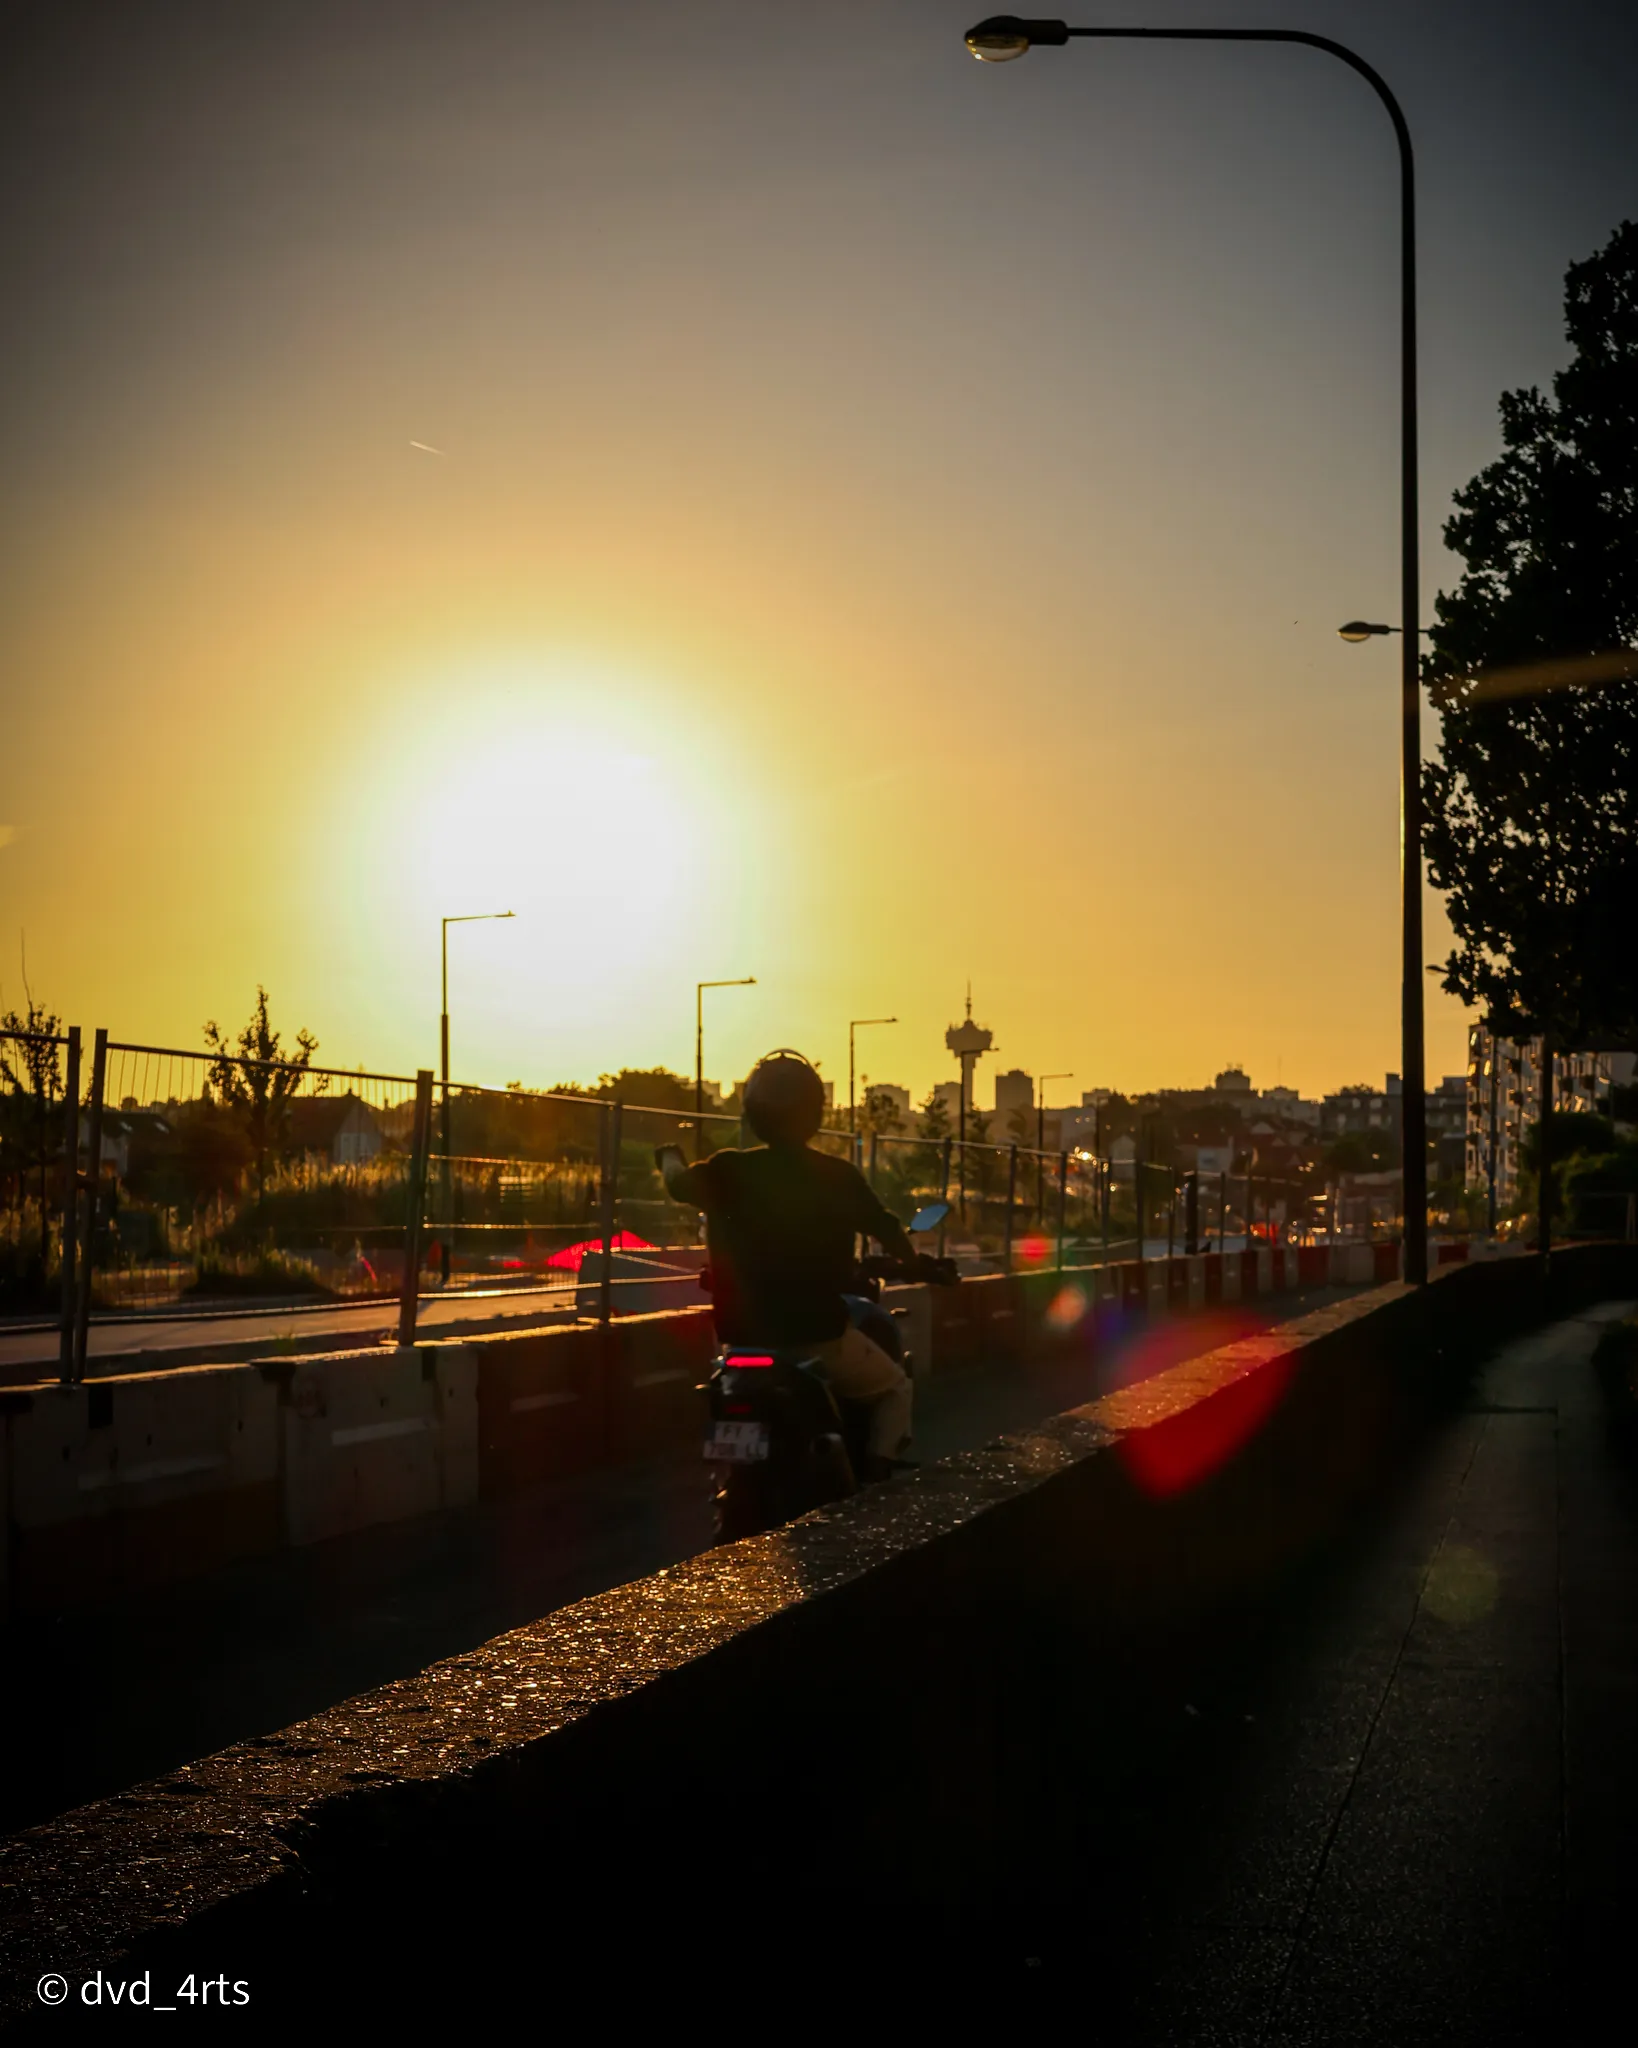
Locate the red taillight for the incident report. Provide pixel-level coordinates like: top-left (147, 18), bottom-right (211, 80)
top-left (726, 1353), bottom-right (775, 1369)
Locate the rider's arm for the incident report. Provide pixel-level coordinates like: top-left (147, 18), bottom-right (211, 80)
top-left (656, 1145), bottom-right (708, 1207)
top-left (851, 1177), bottom-right (916, 1264)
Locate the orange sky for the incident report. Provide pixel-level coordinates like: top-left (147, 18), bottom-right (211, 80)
top-left (4, 1), bottom-right (1633, 1107)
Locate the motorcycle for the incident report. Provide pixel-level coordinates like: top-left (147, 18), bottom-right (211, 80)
top-left (702, 1202), bottom-right (958, 1541)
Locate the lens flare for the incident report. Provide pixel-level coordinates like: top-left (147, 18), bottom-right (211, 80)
top-left (1045, 1284), bottom-right (1087, 1333)
top-left (1113, 1311), bottom-right (1296, 1498)
top-left (1421, 1543), bottom-right (1499, 1625)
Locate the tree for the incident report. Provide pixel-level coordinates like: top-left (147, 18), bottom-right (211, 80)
top-left (917, 1089), bottom-right (952, 1143)
top-left (1423, 220), bottom-right (1638, 1047)
top-left (1325, 1130), bottom-right (1400, 1176)
top-left (203, 988), bottom-right (324, 1202)
top-left (1, 992), bottom-right (63, 1268)
top-left (857, 1086), bottom-right (906, 1138)
top-left (1, 995), bottom-right (62, 1100)
top-left (583, 1067), bottom-right (696, 1111)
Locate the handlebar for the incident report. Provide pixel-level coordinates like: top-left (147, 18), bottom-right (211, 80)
top-left (858, 1252), bottom-right (960, 1288)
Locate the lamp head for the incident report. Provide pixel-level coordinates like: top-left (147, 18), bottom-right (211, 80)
top-left (1338, 620), bottom-right (1392, 643)
top-left (964, 16), bottom-right (1069, 61)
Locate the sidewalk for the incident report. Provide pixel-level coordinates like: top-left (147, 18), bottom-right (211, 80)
top-left (1089, 1299), bottom-right (1638, 2042)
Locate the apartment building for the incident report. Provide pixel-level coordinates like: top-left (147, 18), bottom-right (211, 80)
top-left (1465, 1027), bottom-right (1629, 1209)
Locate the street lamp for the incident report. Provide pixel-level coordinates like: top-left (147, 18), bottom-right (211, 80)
top-left (849, 1017), bottom-right (898, 1133)
top-left (965, 15), bottom-right (1429, 1285)
top-left (439, 911), bottom-right (516, 1286)
top-left (697, 977), bottom-right (756, 1158)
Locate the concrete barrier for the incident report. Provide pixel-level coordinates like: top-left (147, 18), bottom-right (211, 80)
top-left (0, 1226), bottom-right (1411, 1618)
top-left (979, 1273), bottom-right (1025, 1361)
top-left (9, 1244), bottom-right (1631, 2017)
top-left (605, 1305), bottom-right (716, 1463)
top-left (470, 1323), bottom-right (603, 1495)
top-left (929, 1277), bottom-right (982, 1369)
top-left (281, 1344), bottom-right (475, 1548)
top-left (1328, 1242), bottom-right (1375, 1285)
top-left (886, 1282), bottom-right (932, 1382)
top-left (1, 1365), bottom-right (280, 1614)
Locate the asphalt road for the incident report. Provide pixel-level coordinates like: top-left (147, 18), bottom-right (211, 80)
top-left (0, 1282), bottom-right (592, 1377)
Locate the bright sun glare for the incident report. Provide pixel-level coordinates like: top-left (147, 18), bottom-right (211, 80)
top-left (424, 725), bottom-right (697, 967)
top-left (327, 652), bottom-right (748, 1076)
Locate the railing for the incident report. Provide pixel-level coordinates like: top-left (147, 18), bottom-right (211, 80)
top-left (92, 1040), bottom-right (428, 1314)
top-left (7, 1022), bottom-right (1406, 1380)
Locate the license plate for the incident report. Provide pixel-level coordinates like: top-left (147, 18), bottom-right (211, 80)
top-left (706, 1420), bottom-right (770, 1464)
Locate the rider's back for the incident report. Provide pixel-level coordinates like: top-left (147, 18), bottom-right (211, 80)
top-left (690, 1143), bottom-right (901, 1344)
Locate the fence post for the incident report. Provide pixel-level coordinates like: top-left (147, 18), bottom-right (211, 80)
top-left (938, 1137), bottom-right (952, 1259)
top-left (1100, 1158), bottom-right (1111, 1264)
top-left (58, 1026), bottom-right (81, 1382)
top-left (1003, 1143), bottom-right (1017, 1273)
top-left (71, 1028), bottom-right (108, 1383)
top-left (1056, 1152), bottom-right (1068, 1273)
top-left (397, 1068), bottom-right (434, 1347)
top-left (598, 1100), bottom-right (623, 1326)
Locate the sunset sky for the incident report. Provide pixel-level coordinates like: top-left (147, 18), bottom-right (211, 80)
top-left (3, 1), bottom-right (1635, 1107)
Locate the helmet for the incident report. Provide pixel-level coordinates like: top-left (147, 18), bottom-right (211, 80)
top-left (743, 1049), bottom-right (826, 1145)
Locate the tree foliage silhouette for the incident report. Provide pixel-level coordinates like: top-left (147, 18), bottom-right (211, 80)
top-left (1423, 219), bottom-right (1638, 1045)
top-left (203, 987), bottom-right (324, 1201)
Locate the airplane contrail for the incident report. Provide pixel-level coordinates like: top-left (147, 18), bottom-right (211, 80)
top-left (409, 440), bottom-right (445, 455)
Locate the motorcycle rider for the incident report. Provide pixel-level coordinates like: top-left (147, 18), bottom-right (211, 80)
top-left (658, 1048), bottom-right (919, 1479)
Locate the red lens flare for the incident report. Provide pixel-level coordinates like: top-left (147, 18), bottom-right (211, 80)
top-left (1114, 1315), bottom-right (1296, 1498)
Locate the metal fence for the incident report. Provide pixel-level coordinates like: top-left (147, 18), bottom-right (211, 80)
top-left (1, 1019), bottom-right (1367, 1382)
top-left (29, 1018), bottom-right (1630, 1384)
top-left (1, 1028), bottom-right (80, 1369)
top-left (88, 1040), bottom-right (429, 1314)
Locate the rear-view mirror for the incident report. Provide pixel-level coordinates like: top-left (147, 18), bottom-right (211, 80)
top-left (909, 1200), bottom-right (951, 1235)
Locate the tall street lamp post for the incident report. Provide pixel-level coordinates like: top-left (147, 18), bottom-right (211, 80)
top-left (697, 977), bottom-right (756, 1158)
top-left (1341, 621), bottom-right (1436, 1255)
top-left (965, 15), bottom-right (1428, 1287)
top-left (439, 911), bottom-right (515, 1287)
top-left (849, 1017), bottom-right (898, 1135)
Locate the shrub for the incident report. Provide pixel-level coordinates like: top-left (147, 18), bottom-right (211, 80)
top-left (186, 1248), bottom-right (332, 1299)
